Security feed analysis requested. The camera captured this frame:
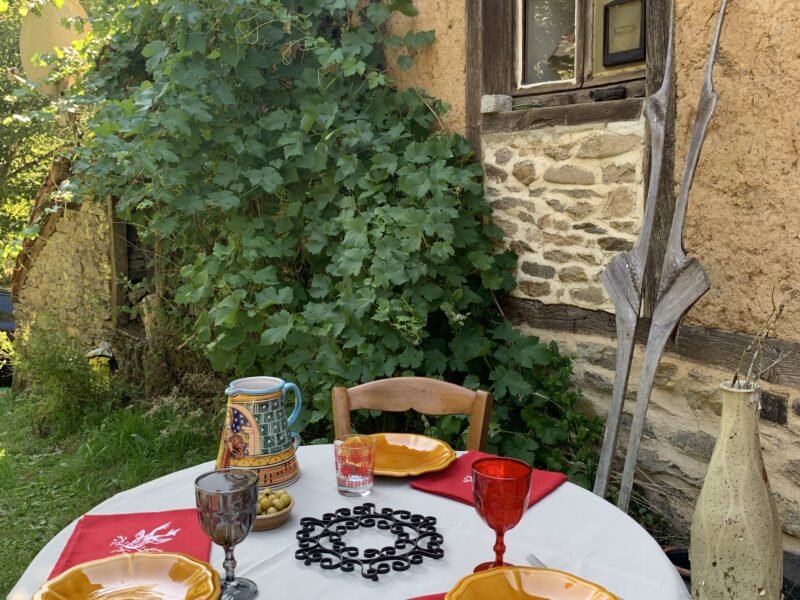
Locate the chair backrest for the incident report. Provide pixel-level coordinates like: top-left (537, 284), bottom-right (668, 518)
top-left (332, 376), bottom-right (493, 451)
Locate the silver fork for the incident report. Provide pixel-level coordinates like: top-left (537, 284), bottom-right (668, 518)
top-left (525, 553), bottom-right (547, 568)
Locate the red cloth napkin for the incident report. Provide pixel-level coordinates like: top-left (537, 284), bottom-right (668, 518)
top-left (408, 595), bottom-right (445, 600)
top-left (410, 450), bottom-right (567, 507)
top-left (49, 509), bottom-right (211, 579)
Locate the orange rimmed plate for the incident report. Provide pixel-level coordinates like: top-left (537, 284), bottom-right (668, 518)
top-left (370, 433), bottom-right (456, 477)
top-left (35, 552), bottom-right (220, 600)
top-left (445, 567), bottom-right (619, 600)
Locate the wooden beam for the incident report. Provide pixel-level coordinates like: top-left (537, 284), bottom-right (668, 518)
top-left (511, 79), bottom-right (646, 109)
top-left (481, 0), bottom-right (514, 95)
top-left (592, 12), bottom-right (675, 499)
top-left (503, 297), bottom-right (800, 389)
top-left (482, 98), bottom-right (643, 134)
top-left (107, 197), bottom-right (129, 326)
top-left (641, 0), bottom-right (677, 317)
top-left (465, 0), bottom-right (483, 157)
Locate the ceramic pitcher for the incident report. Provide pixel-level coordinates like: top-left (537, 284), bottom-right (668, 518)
top-left (215, 376), bottom-right (302, 488)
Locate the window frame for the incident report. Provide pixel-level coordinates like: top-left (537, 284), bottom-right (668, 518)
top-left (482, 0), bottom-right (647, 105)
top-left (516, 0), bottom-right (586, 93)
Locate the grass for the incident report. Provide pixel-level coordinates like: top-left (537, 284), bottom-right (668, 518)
top-left (0, 387), bottom-right (220, 595)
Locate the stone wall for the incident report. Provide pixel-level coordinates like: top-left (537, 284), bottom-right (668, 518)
top-left (519, 325), bottom-right (800, 553)
top-left (392, 0), bottom-right (800, 554)
top-left (15, 202), bottom-right (113, 348)
top-left (482, 118), bottom-right (645, 312)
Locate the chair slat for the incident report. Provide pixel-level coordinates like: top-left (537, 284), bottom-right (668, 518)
top-left (332, 377), bottom-right (492, 451)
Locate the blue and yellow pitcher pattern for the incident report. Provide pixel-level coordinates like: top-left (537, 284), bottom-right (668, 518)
top-left (216, 377), bottom-right (302, 488)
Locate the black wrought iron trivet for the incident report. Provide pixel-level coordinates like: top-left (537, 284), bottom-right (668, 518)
top-left (295, 502), bottom-right (444, 581)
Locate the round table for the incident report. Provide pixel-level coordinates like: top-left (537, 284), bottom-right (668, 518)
top-left (8, 445), bottom-right (690, 599)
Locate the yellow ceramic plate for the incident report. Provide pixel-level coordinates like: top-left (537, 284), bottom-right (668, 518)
top-left (35, 552), bottom-right (220, 600)
top-left (370, 433), bottom-right (456, 477)
top-left (445, 567), bottom-right (618, 600)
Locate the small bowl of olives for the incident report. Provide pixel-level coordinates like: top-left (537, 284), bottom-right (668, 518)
top-left (253, 487), bottom-right (294, 531)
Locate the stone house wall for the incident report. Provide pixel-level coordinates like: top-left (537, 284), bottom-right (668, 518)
top-left (14, 201), bottom-right (114, 348)
top-left (390, 0), bottom-right (800, 552)
top-left (482, 119), bottom-right (645, 311)
top-left (519, 325), bottom-right (800, 554)
top-left (483, 114), bottom-right (800, 550)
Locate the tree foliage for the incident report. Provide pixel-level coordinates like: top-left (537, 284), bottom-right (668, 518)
top-left (55, 0), bottom-right (600, 484)
top-left (0, 7), bottom-right (65, 282)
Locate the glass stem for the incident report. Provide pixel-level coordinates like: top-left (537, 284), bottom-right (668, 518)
top-left (223, 545), bottom-right (237, 584)
top-left (493, 531), bottom-right (506, 567)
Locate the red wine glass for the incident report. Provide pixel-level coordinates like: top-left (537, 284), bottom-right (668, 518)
top-left (472, 457), bottom-right (533, 572)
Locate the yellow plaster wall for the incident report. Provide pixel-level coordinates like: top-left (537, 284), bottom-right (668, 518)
top-left (387, 0), bottom-right (468, 135)
top-left (389, 0), bottom-right (800, 342)
top-left (675, 0), bottom-right (800, 342)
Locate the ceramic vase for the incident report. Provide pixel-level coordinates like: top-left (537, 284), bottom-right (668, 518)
top-left (690, 383), bottom-right (782, 599)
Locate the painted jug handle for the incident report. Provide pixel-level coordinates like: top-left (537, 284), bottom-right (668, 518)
top-left (284, 382), bottom-right (302, 427)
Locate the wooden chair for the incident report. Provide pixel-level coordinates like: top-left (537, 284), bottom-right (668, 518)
top-left (332, 377), bottom-right (493, 451)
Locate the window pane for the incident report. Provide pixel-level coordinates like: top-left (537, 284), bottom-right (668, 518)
top-left (523, 0), bottom-right (576, 85)
top-left (607, 1), bottom-right (642, 54)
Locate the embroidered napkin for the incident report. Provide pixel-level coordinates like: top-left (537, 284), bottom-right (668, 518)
top-left (49, 509), bottom-right (211, 579)
top-left (410, 450), bottom-right (567, 507)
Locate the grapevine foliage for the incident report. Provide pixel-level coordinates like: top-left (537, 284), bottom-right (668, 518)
top-left (68, 0), bottom-right (601, 485)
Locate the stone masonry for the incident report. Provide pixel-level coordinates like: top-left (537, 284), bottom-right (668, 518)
top-left (482, 119), bottom-right (645, 312)
top-left (482, 115), bottom-right (800, 552)
top-left (15, 202), bottom-right (114, 347)
top-left (517, 325), bottom-right (800, 553)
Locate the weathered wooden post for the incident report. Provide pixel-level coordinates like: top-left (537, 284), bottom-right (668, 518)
top-left (594, 0), bottom-right (729, 513)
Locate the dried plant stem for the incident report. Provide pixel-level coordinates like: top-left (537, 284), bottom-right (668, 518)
top-left (732, 287), bottom-right (797, 388)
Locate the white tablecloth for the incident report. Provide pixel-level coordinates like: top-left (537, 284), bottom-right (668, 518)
top-left (9, 445), bottom-right (690, 599)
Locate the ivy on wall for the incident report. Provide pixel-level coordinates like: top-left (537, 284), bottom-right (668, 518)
top-left (65, 0), bottom-right (601, 485)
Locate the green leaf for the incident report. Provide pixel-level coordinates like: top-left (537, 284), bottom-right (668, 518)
top-left (517, 342), bottom-right (552, 367)
top-left (141, 40), bottom-right (168, 68)
top-left (207, 190), bottom-right (240, 211)
top-left (212, 294), bottom-right (241, 326)
top-left (365, 3), bottom-right (391, 24)
top-left (246, 167), bottom-right (284, 193)
top-left (403, 30), bottom-right (435, 50)
top-left (238, 65), bottom-right (266, 88)
top-left (260, 311), bottom-right (294, 345)
top-left (278, 131), bottom-right (304, 159)
top-left (397, 54), bottom-right (413, 71)
top-left (388, 0), bottom-right (418, 16)
top-left (255, 286), bottom-right (293, 308)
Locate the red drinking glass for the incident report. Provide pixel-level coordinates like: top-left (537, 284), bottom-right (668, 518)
top-left (472, 457), bottom-right (533, 572)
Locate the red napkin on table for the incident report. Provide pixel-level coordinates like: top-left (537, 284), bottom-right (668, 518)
top-left (407, 595), bottom-right (445, 600)
top-left (49, 508), bottom-right (211, 579)
top-left (410, 450), bottom-right (567, 507)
